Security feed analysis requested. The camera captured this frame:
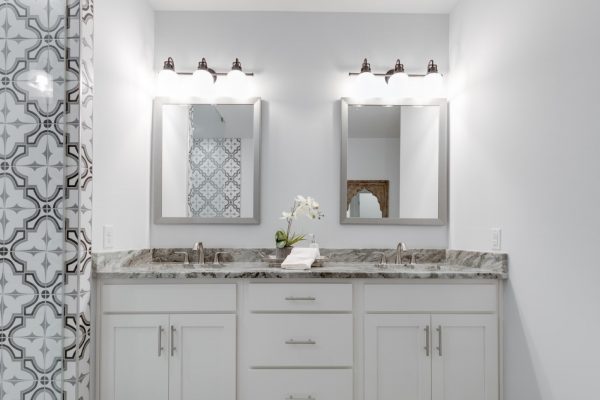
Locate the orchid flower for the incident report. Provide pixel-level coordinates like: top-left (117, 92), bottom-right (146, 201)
top-left (276, 195), bottom-right (325, 248)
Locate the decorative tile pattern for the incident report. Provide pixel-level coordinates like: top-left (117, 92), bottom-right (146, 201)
top-left (0, 0), bottom-right (92, 399)
top-left (188, 137), bottom-right (242, 217)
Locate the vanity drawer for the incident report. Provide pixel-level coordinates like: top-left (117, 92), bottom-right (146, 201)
top-left (101, 284), bottom-right (237, 313)
top-left (248, 283), bottom-right (352, 312)
top-left (365, 283), bottom-right (498, 313)
top-left (242, 369), bottom-right (352, 400)
top-left (246, 314), bottom-right (353, 367)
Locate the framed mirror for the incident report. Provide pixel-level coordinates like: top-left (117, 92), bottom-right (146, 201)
top-left (152, 97), bottom-right (261, 224)
top-left (340, 98), bottom-right (448, 225)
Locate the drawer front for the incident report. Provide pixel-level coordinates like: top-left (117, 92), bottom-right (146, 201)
top-left (246, 314), bottom-right (353, 367)
top-left (365, 283), bottom-right (498, 313)
top-left (248, 283), bottom-right (352, 312)
top-left (102, 284), bottom-right (237, 313)
top-left (242, 369), bottom-right (352, 400)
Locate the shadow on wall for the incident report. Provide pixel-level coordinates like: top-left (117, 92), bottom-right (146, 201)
top-left (503, 282), bottom-right (544, 400)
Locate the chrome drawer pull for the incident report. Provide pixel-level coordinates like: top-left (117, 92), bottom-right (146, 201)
top-left (157, 326), bottom-right (164, 356)
top-left (424, 326), bottom-right (430, 357)
top-left (285, 339), bottom-right (316, 345)
top-left (170, 325), bottom-right (176, 356)
top-left (285, 296), bottom-right (316, 301)
top-left (286, 396), bottom-right (315, 400)
top-left (436, 326), bottom-right (443, 356)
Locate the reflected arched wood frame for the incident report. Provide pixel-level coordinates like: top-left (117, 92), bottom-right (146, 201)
top-left (346, 180), bottom-right (389, 218)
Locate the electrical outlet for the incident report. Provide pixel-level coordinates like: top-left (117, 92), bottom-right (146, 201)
top-left (491, 228), bottom-right (502, 251)
top-left (103, 225), bottom-right (114, 249)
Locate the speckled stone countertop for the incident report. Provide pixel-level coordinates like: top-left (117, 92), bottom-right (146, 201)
top-left (93, 248), bottom-right (508, 280)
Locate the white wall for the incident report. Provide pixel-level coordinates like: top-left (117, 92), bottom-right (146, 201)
top-left (161, 105), bottom-right (189, 217)
top-left (151, 11), bottom-right (449, 248)
top-left (399, 106), bottom-right (439, 218)
top-left (449, 1), bottom-right (600, 399)
top-left (94, 0), bottom-right (155, 251)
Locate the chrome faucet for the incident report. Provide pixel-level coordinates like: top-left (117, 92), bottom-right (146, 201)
top-left (193, 242), bottom-right (205, 264)
top-left (395, 242), bottom-right (407, 264)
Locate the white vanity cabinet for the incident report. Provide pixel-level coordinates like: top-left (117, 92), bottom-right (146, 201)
top-left (240, 283), bottom-right (354, 400)
top-left (96, 280), bottom-right (501, 400)
top-left (98, 284), bottom-right (237, 400)
top-left (364, 284), bottom-right (499, 400)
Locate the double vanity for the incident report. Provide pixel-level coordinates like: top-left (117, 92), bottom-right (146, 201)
top-left (97, 92), bottom-right (501, 400)
top-left (93, 248), bottom-right (507, 400)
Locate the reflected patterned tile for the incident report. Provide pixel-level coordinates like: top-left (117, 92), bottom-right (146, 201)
top-left (0, 3), bottom-right (44, 40)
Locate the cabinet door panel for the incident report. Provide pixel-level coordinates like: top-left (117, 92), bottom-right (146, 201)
top-left (169, 314), bottom-right (236, 400)
top-left (432, 314), bottom-right (498, 400)
top-left (101, 314), bottom-right (170, 400)
top-left (365, 314), bottom-right (432, 400)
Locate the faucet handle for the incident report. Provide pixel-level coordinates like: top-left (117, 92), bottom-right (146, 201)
top-left (213, 252), bottom-right (230, 264)
top-left (174, 251), bottom-right (189, 265)
top-left (374, 252), bottom-right (387, 265)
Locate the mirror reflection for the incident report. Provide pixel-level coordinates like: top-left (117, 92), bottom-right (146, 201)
top-left (159, 102), bottom-right (258, 221)
top-left (344, 101), bottom-right (446, 223)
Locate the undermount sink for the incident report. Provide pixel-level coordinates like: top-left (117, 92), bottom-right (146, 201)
top-left (376, 263), bottom-right (450, 271)
top-left (152, 262), bottom-right (226, 268)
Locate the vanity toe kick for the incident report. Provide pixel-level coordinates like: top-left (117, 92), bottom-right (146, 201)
top-left (244, 369), bottom-right (353, 400)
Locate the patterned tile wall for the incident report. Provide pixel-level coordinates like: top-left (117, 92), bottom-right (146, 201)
top-left (0, 0), bottom-right (92, 399)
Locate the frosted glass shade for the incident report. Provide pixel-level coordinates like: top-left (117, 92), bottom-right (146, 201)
top-left (423, 72), bottom-right (444, 98)
top-left (192, 69), bottom-right (215, 96)
top-left (157, 69), bottom-right (178, 96)
top-left (355, 71), bottom-right (378, 98)
top-left (387, 72), bottom-right (410, 98)
top-left (225, 69), bottom-right (249, 97)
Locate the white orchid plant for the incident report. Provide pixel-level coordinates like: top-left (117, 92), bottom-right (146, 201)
top-left (276, 195), bottom-right (324, 249)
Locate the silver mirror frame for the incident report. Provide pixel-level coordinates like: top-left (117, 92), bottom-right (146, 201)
top-left (340, 97), bottom-right (448, 226)
top-left (152, 97), bottom-right (261, 224)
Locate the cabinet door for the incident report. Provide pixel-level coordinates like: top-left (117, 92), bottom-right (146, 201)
top-left (431, 314), bottom-right (498, 400)
top-left (365, 314), bottom-right (432, 400)
top-left (169, 314), bottom-right (236, 400)
top-left (101, 314), bottom-right (170, 400)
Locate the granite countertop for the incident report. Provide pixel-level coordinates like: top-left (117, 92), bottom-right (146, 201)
top-left (93, 249), bottom-right (508, 280)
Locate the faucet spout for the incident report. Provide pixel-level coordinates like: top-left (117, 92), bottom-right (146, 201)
top-left (395, 242), bottom-right (407, 265)
top-left (193, 242), bottom-right (205, 264)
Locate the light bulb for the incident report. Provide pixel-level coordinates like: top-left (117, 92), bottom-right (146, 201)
top-left (192, 69), bottom-right (215, 96)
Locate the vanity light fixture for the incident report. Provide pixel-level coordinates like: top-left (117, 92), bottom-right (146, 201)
top-left (192, 58), bottom-right (217, 93)
top-left (385, 59), bottom-right (410, 97)
top-left (426, 59), bottom-right (439, 75)
top-left (157, 56), bottom-right (255, 96)
top-left (385, 59), bottom-right (407, 83)
top-left (193, 58), bottom-right (217, 82)
top-left (423, 59), bottom-right (444, 97)
top-left (354, 58), bottom-right (378, 98)
top-left (348, 58), bottom-right (445, 79)
top-left (158, 57), bottom-right (179, 96)
top-left (226, 58), bottom-right (248, 86)
top-left (349, 58), bottom-right (445, 98)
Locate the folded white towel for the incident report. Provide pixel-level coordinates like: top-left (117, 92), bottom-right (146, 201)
top-left (281, 247), bottom-right (319, 270)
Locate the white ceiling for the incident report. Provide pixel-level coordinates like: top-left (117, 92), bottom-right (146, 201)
top-left (148, 0), bottom-right (459, 14)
